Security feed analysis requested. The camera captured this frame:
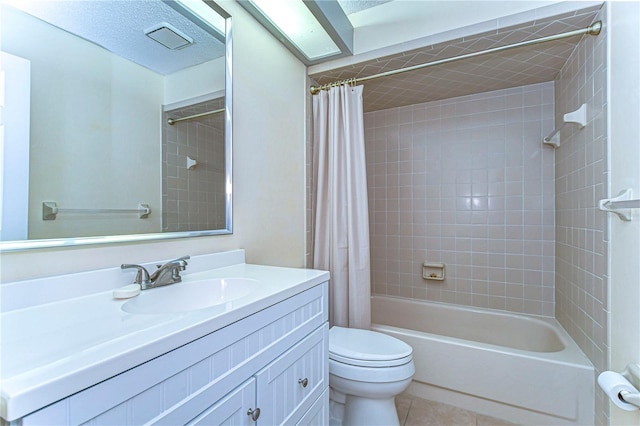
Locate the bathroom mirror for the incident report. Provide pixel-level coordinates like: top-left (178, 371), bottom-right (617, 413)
top-left (0, 0), bottom-right (233, 251)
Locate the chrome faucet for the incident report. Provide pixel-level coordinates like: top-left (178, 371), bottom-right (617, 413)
top-left (149, 255), bottom-right (190, 287)
top-left (121, 255), bottom-right (190, 290)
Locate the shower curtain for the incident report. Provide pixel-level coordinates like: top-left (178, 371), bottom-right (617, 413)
top-left (312, 84), bottom-right (371, 329)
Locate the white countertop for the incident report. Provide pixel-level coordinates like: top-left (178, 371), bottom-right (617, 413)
top-left (0, 252), bottom-right (329, 421)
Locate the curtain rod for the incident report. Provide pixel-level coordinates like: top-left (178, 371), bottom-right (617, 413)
top-left (310, 21), bottom-right (602, 95)
top-left (167, 107), bottom-right (225, 125)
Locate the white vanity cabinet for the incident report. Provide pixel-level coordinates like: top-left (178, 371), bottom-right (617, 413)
top-left (13, 282), bottom-right (329, 426)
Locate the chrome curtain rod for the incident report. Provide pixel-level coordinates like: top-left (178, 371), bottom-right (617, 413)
top-left (310, 21), bottom-right (602, 94)
top-left (167, 107), bottom-right (225, 125)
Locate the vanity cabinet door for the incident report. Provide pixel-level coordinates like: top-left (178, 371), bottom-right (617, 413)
top-left (255, 324), bottom-right (328, 426)
top-left (187, 378), bottom-right (255, 426)
top-left (296, 388), bottom-right (329, 426)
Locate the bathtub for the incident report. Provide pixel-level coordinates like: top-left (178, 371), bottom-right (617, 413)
top-left (371, 296), bottom-right (594, 426)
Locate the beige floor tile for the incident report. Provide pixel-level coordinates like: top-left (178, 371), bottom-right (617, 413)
top-left (395, 394), bottom-right (413, 425)
top-left (403, 398), bottom-right (476, 426)
top-left (395, 393), bottom-right (517, 426)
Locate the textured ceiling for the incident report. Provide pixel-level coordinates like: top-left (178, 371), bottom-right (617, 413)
top-left (310, 5), bottom-right (602, 112)
top-left (6, 0), bottom-right (225, 75)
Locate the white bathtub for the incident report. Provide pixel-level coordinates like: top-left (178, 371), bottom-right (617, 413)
top-left (371, 296), bottom-right (594, 426)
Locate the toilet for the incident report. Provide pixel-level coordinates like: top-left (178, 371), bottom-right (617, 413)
top-left (329, 326), bottom-right (415, 426)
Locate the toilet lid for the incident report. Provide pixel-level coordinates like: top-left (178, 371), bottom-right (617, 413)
top-left (329, 326), bottom-right (413, 367)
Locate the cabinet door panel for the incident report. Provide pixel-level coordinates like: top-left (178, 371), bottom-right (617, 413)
top-left (256, 324), bottom-right (328, 426)
top-left (187, 379), bottom-right (255, 426)
top-left (296, 388), bottom-right (328, 426)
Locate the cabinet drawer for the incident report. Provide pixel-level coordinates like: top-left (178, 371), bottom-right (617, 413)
top-left (256, 324), bottom-right (328, 426)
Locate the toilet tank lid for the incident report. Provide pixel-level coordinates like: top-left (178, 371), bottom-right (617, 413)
top-left (329, 326), bottom-right (413, 361)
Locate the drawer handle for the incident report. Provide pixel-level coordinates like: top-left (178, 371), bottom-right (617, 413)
top-left (247, 407), bottom-right (260, 421)
top-left (298, 378), bottom-right (309, 388)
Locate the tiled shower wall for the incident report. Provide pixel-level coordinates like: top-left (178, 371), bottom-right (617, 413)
top-left (554, 6), bottom-right (608, 425)
top-left (365, 82), bottom-right (556, 316)
top-left (162, 98), bottom-right (226, 232)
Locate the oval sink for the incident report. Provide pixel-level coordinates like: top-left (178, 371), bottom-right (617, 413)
top-left (121, 278), bottom-right (259, 314)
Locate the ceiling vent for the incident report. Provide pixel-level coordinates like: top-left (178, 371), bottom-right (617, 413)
top-left (144, 22), bottom-right (193, 50)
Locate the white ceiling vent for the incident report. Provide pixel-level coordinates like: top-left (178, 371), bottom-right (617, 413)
top-left (144, 22), bottom-right (193, 50)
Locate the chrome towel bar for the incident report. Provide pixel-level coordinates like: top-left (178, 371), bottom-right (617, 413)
top-left (599, 189), bottom-right (640, 221)
top-left (42, 201), bottom-right (151, 220)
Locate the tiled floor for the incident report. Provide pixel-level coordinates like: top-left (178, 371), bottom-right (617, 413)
top-left (395, 393), bottom-right (518, 426)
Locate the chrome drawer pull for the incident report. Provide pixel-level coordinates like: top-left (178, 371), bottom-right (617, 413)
top-left (247, 407), bottom-right (260, 421)
top-left (298, 378), bottom-right (309, 388)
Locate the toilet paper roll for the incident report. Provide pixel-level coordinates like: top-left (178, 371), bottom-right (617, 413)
top-left (598, 371), bottom-right (640, 411)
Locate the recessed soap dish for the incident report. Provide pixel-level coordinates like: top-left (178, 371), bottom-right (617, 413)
top-left (423, 262), bottom-right (445, 281)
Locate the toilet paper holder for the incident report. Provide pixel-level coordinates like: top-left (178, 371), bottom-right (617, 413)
top-left (599, 364), bottom-right (640, 410)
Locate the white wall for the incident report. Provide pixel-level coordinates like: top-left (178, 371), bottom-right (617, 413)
top-left (164, 56), bottom-right (225, 105)
top-left (607, 2), bottom-right (640, 425)
top-left (0, 52), bottom-right (31, 241)
top-left (1, 5), bottom-right (163, 239)
top-left (0, 0), bottom-right (308, 281)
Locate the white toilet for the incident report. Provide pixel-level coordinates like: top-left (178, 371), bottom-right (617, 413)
top-left (329, 326), bottom-right (415, 426)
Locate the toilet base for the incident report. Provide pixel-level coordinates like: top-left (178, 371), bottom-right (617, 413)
top-left (344, 394), bottom-right (400, 426)
top-left (329, 397), bottom-right (346, 426)
top-left (329, 395), bottom-right (399, 426)
top-left (330, 387), bottom-right (402, 426)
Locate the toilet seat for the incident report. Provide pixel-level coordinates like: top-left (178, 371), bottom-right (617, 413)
top-left (330, 357), bottom-right (415, 383)
top-left (329, 326), bottom-right (413, 367)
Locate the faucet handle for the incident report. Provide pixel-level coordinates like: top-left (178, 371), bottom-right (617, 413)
top-left (121, 264), bottom-right (151, 285)
top-left (171, 255), bottom-right (190, 270)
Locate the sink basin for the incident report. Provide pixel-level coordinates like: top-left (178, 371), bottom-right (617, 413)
top-left (121, 278), bottom-right (259, 314)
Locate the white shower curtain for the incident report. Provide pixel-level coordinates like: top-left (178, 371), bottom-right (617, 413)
top-left (312, 84), bottom-right (371, 329)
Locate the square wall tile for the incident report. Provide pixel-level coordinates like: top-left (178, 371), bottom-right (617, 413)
top-left (365, 82), bottom-right (555, 317)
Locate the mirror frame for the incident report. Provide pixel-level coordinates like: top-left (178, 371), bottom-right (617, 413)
top-left (0, 1), bottom-right (233, 252)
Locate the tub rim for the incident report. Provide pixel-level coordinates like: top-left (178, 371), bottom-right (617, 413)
top-left (370, 295), bottom-right (593, 368)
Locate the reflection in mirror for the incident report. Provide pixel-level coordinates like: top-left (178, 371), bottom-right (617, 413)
top-left (163, 94), bottom-right (227, 232)
top-left (0, 0), bottom-right (232, 250)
